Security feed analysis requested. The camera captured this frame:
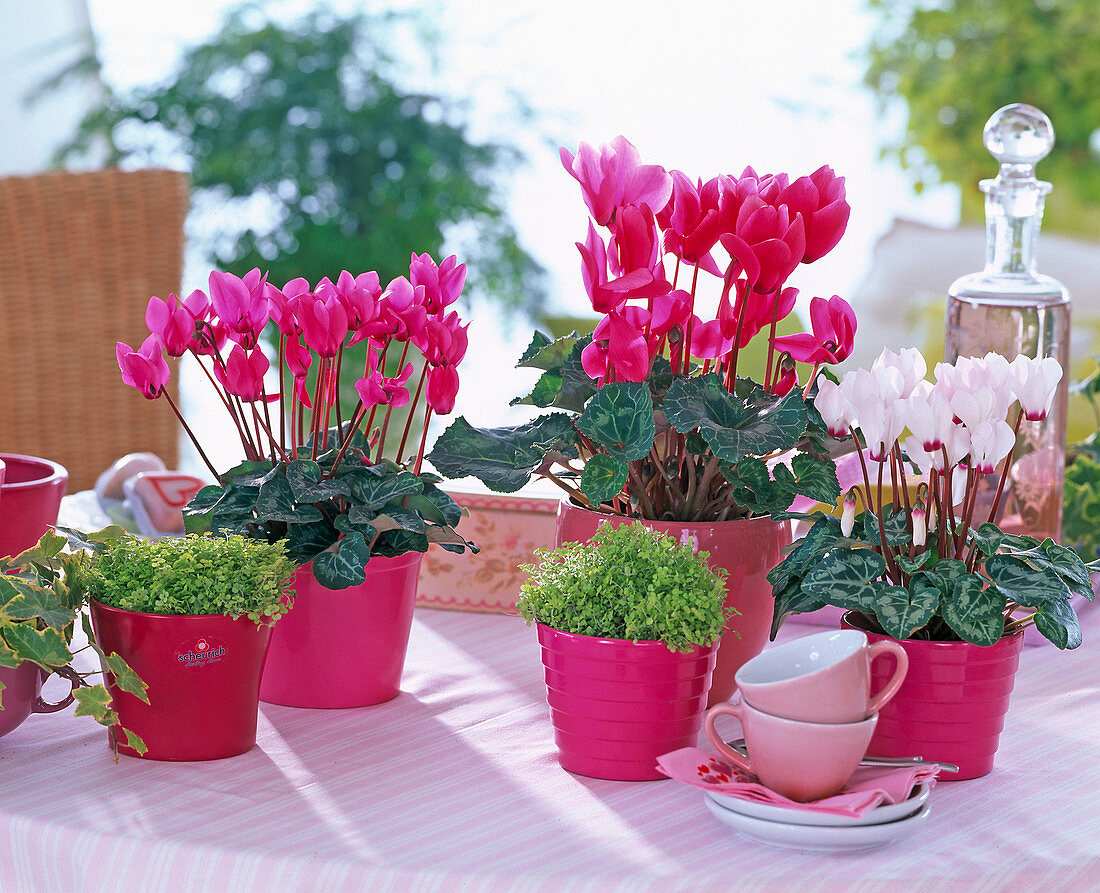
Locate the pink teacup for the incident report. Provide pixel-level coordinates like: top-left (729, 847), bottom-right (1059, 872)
top-left (704, 700), bottom-right (877, 802)
top-left (735, 629), bottom-right (908, 723)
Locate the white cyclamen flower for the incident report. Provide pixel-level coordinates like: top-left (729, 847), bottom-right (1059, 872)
top-left (1011, 355), bottom-right (1063, 421)
top-left (968, 418), bottom-right (1016, 474)
top-left (904, 388), bottom-right (954, 452)
top-left (814, 378), bottom-right (852, 438)
top-left (872, 347), bottom-right (928, 398)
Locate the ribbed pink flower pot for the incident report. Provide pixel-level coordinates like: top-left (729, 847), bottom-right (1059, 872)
top-left (842, 612), bottom-right (1025, 780)
top-left (537, 624), bottom-right (717, 781)
top-left (259, 553), bottom-right (422, 708)
top-left (0, 454), bottom-right (68, 559)
top-left (555, 501), bottom-right (789, 706)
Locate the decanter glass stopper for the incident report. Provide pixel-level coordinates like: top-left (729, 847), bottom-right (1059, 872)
top-left (983, 104), bottom-right (1055, 180)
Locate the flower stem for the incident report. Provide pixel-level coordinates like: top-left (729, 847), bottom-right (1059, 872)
top-left (164, 389), bottom-right (222, 483)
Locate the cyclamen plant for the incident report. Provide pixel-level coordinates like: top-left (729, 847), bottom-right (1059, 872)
top-left (431, 136), bottom-right (855, 521)
top-left (116, 253), bottom-right (476, 589)
top-left (771, 347), bottom-right (1096, 648)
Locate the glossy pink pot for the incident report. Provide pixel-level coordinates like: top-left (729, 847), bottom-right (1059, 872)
top-left (0, 454), bottom-right (68, 559)
top-left (90, 601), bottom-right (273, 761)
top-left (259, 553), bottom-right (422, 708)
top-left (538, 624), bottom-right (717, 781)
top-left (555, 501), bottom-right (790, 706)
top-left (0, 662), bottom-right (75, 739)
top-left (842, 612), bottom-right (1025, 780)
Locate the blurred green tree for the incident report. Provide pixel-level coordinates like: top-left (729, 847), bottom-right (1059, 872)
top-left (865, 0), bottom-right (1100, 233)
top-left (57, 5), bottom-right (545, 317)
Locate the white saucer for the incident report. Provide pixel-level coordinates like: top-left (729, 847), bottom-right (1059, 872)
top-left (703, 795), bottom-right (931, 852)
top-left (706, 782), bottom-right (932, 827)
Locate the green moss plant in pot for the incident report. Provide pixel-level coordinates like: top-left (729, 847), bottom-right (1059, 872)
top-left (431, 136), bottom-right (855, 704)
top-left (1, 529), bottom-right (146, 753)
top-left (117, 256), bottom-right (477, 708)
top-left (771, 348), bottom-right (1095, 779)
top-left (518, 522), bottom-right (730, 781)
top-left (83, 533), bottom-right (294, 760)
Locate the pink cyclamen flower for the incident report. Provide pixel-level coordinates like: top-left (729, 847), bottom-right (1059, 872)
top-left (772, 295), bottom-right (856, 365)
top-left (116, 334), bottom-right (170, 399)
top-left (721, 283), bottom-right (799, 348)
top-left (719, 197), bottom-right (805, 294)
top-left (145, 293), bottom-right (197, 357)
top-left (1011, 355), bottom-right (1062, 421)
top-left (560, 136), bottom-right (673, 227)
top-left (324, 270), bottom-right (382, 342)
top-left (599, 203), bottom-right (671, 306)
top-left (217, 344), bottom-right (271, 403)
top-left (659, 172), bottom-right (723, 276)
top-left (208, 269), bottom-right (270, 347)
top-left (410, 252), bottom-right (467, 314)
top-left (355, 361), bottom-right (414, 410)
top-left (295, 291), bottom-right (349, 358)
top-left (582, 307), bottom-right (652, 383)
top-left (777, 165), bottom-right (851, 263)
top-left (427, 364), bottom-right (461, 415)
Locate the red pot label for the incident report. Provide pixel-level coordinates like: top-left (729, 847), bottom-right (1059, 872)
top-left (176, 636), bottom-right (228, 669)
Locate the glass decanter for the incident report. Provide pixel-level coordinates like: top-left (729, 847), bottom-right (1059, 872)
top-left (944, 103), bottom-right (1069, 540)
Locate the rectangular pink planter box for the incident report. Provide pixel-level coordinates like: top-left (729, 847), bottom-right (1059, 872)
top-left (417, 489), bottom-right (559, 613)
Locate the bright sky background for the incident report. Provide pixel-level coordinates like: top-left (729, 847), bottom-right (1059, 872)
top-left (80, 0), bottom-right (963, 472)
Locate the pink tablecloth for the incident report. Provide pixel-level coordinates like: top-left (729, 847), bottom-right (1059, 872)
top-left (1, 608), bottom-right (1098, 891)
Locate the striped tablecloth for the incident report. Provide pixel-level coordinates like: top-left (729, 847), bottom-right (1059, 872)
top-left (1, 607), bottom-right (1098, 892)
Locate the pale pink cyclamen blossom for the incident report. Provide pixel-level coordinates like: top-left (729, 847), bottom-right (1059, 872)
top-left (116, 334), bottom-right (170, 399)
top-left (911, 501), bottom-right (927, 548)
top-left (1011, 355), bottom-right (1063, 421)
top-left (840, 490), bottom-right (857, 537)
top-left (968, 418), bottom-right (1016, 475)
top-left (872, 347), bottom-right (927, 399)
top-left (903, 388), bottom-right (954, 452)
top-left (559, 136), bottom-right (673, 227)
top-left (814, 378), bottom-right (852, 438)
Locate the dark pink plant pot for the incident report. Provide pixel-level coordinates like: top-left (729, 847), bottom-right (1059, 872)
top-left (0, 662), bottom-right (75, 739)
top-left (90, 601), bottom-right (273, 761)
top-left (259, 553), bottom-right (422, 708)
top-left (0, 454), bottom-right (68, 559)
top-left (537, 624), bottom-right (717, 781)
top-left (842, 612), bottom-right (1025, 780)
top-left (555, 501), bottom-right (789, 707)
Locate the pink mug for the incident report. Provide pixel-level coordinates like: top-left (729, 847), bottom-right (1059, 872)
top-left (0, 663), bottom-right (75, 738)
top-left (735, 629), bottom-right (908, 723)
top-left (705, 700), bottom-right (877, 802)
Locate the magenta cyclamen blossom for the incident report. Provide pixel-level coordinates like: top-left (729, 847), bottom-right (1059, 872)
top-left (560, 135), bottom-right (854, 395)
top-left (118, 253), bottom-right (470, 479)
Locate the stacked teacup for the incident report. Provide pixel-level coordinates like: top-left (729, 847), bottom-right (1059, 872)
top-left (705, 630), bottom-right (909, 802)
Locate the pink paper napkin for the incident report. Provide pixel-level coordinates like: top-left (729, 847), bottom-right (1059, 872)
top-left (657, 747), bottom-right (939, 818)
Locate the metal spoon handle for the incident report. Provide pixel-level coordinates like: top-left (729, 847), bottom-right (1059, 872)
top-left (725, 739), bottom-right (959, 774)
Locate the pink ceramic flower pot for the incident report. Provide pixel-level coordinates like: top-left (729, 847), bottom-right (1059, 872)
top-left (537, 624), bottom-right (717, 781)
top-left (555, 501), bottom-right (790, 706)
top-left (0, 662), bottom-right (75, 739)
top-left (842, 612), bottom-right (1025, 780)
top-left (259, 552), bottom-right (422, 708)
top-left (0, 454), bottom-right (68, 559)
top-left (89, 601), bottom-right (273, 761)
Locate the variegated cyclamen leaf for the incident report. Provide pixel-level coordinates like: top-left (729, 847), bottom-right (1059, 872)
top-left (801, 549), bottom-right (886, 605)
top-left (940, 575), bottom-right (1004, 646)
top-left (984, 554), bottom-right (1071, 606)
top-left (791, 452), bottom-right (841, 507)
top-left (1030, 597), bottom-right (1082, 650)
top-left (873, 582), bottom-right (938, 640)
top-left (767, 515), bottom-right (843, 593)
top-left (663, 374), bottom-right (805, 464)
top-left (576, 382), bottom-right (655, 462)
top-left (580, 454), bottom-right (628, 506)
top-left (770, 579), bottom-right (831, 639)
top-left (311, 533), bottom-right (371, 589)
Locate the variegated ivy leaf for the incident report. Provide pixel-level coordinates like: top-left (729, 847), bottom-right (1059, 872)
top-left (73, 685), bottom-right (115, 722)
top-left (580, 454), bottom-right (628, 506)
top-left (119, 728), bottom-right (149, 755)
top-left (576, 382), bottom-right (655, 462)
top-left (103, 652), bottom-right (150, 703)
top-left (872, 582), bottom-right (938, 640)
top-left (939, 574), bottom-right (1004, 646)
top-left (1, 623), bottom-right (72, 668)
